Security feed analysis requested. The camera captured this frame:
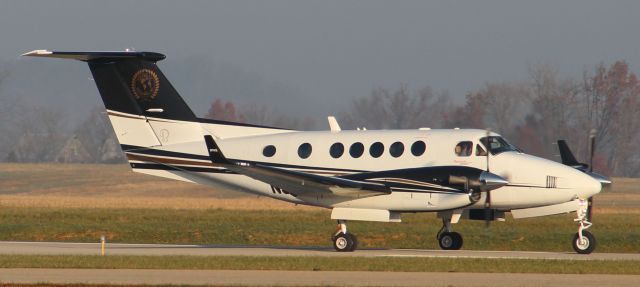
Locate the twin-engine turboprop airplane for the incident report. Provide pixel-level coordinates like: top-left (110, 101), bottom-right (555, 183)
top-left (23, 50), bottom-right (611, 254)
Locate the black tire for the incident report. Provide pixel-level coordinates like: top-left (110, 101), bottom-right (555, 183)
top-left (572, 231), bottom-right (596, 254)
top-left (438, 232), bottom-right (463, 250)
top-left (333, 232), bottom-right (355, 252)
top-left (349, 233), bottom-right (358, 252)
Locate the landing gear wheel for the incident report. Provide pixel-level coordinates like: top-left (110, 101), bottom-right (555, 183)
top-left (333, 232), bottom-right (357, 252)
top-left (350, 233), bottom-right (358, 251)
top-left (572, 230), bottom-right (596, 254)
top-left (438, 232), bottom-right (463, 250)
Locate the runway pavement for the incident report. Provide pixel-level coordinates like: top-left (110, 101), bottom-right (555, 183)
top-left (2, 269), bottom-right (640, 287)
top-left (0, 241), bottom-right (639, 260)
top-left (2, 241), bottom-right (640, 286)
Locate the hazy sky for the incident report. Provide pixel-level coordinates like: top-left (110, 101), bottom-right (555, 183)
top-left (3, 0), bottom-right (640, 122)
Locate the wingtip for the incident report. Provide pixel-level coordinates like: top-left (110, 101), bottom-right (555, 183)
top-left (21, 50), bottom-right (52, 57)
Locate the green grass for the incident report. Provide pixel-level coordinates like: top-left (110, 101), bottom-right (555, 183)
top-left (1, 255), bottom-right (640, 274)
top-left (1, 207), bottom-right (640, 252)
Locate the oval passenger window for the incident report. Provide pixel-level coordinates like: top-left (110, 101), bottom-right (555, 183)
top-left (330, 143), bottom-right (344, 158)
top-left (298, 143), bottom-right (312, 159)
top-left (263, 145), bottom-right (276, 157)
top-left (369, 142), bottom-right (384, 158)
top-left (389, 142), bottom-right (404, 158)
top-left (411, 141), bottom-right (426, 156)
top-left (350, 142), bottom-right (364, 158)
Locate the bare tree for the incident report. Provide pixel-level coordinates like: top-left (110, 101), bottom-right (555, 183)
top-left (204, 99), bottom-right (245, 122)
top-left (204, 99), bottom-right (316, 130)
top-left (6, 104), bottom-right (67, 162)
top-left (515, 64), bottom-right (582, 158)
top-left (72, 106), bottom-right (124, 163)
top-left (239, 102), bottom-right (316, 130)
top-left (582, 61), bottom-right (640, 175)
top-left (342, 85), bottom-right (451, 130)
top-left (447, 82), bottom-right (529, 138)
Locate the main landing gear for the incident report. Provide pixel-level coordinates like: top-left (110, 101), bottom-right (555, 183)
top-left (332, 220), bottom-right (358, 252)
top-left (572, 199), bottom-right (596, 254)
top-left (436, 217), bottom-right (463, 250)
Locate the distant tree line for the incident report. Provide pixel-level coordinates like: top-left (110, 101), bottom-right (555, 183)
top-left (2, 61), bottom-right (639, 177)
top-left (1, 101), bottom-right (124, 164)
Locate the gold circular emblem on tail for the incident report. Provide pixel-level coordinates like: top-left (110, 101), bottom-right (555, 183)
top-left (131, 69), bottom-right (160, 101)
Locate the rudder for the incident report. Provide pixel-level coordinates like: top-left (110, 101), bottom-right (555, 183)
top-left (23, 50), bottom-right (204, 148)
top-left (88, 57), bottom-right (197, 122)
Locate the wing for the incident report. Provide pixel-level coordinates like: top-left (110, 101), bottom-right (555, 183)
top-left (232, 163), bottom-right (390, 198)
top-left (203, 135), bottom-right (390, 198)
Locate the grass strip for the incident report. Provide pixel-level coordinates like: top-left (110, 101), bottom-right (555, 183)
top-left (3, 207), bottom-right (640, 253)
top-left (0, 255), bottom-right (639, 274)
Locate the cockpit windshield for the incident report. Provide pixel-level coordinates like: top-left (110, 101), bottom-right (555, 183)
top-left (480, 136), bottom-right (519, 155)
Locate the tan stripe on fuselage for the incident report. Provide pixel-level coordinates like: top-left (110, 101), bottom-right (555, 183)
top-left (126, 153), bottom-right (218, 167)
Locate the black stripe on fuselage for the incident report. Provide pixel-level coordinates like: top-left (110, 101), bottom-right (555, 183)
top-left (123, 145), bottom-right (468, 194)
top-left (389, 186), bottom-right (464, 194)
top-left (121, 145), bottom-right (211, 161)
top-left (121, 144), bottom-right (366, 174)
top-left (385, 184), bottom-right (462, 194)
top-left (506, 184), bottom-right (570, 189)
top-left (130, 163), bottom-right (237, 174)
top-left (228, 159), bottom-right (366, 173)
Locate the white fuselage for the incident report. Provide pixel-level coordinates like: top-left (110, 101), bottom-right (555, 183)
top-left (145, 123), bottom-right (601, 212)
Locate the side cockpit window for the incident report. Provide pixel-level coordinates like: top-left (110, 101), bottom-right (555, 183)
top-left (455, 141), bottom-right (473, 157)
top-left (480, 136), bottom-right (519, 155)
top-left (476, 144), bottom-right (487, 156)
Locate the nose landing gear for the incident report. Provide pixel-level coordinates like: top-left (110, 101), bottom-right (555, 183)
top-left (572, 199), bottom-right (596, 254)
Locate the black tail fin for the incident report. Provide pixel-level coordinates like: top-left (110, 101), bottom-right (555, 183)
top-left (23, 50), bottom-right (196, 122)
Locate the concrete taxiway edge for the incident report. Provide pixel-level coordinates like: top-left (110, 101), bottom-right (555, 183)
top-left (1, 269), bottom-right (640, 287)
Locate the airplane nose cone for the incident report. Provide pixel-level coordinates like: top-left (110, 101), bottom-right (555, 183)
top-left (479, 171), bottom-right (509, 191)
top-left (579, 171), bottom-right (604, 198)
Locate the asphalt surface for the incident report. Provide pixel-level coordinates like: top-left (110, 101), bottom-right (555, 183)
top-left (0, 241), bottom-right (639, 261)
top-left (2, 241), bottom-right (639, 286)
top-left (1, 269), bottom-right (640, 286)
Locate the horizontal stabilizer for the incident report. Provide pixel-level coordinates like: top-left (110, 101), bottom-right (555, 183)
top-left (22, 50), bottom-right (166, 62)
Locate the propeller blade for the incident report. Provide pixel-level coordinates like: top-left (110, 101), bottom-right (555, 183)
top-left (484, 190), bottom-right (492, 229)
top-left (589, 129), bottom-right (596, 173)
top-left (484, 128), bottom-right (492, 229)
top-left (485, 128), bottom-right (491, 172)
top-left (586, 197), bottom-right (594, 222)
